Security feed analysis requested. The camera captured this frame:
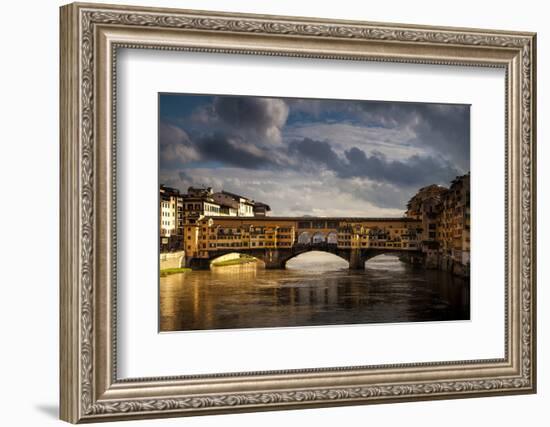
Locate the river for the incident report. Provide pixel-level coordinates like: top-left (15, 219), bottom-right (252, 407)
top-left (159, 252), bottom-right (470, 332)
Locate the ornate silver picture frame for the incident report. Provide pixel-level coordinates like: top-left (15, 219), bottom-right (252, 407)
top-left (60, 2), bottom-right (536, 423)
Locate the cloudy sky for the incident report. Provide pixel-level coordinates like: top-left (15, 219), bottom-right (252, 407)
top-left (159, 93), bottom-right (469, 217)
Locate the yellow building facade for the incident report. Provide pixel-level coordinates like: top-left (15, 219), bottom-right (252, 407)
top-left (183, 216), bottom-right (422, 260)
top-left (406, 173), bottom-right (470, 275)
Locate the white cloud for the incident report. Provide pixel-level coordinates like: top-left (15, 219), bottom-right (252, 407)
top-left (283, 122), bottom-right (428, 161)
top-left (161, 167), bottom-right (408, 217)
top-left (159, 123), bottom-right (200, 164)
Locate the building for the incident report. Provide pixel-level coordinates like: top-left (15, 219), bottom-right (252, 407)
top-left (405, 184), bottom-right (447, 242)
top-left (181, 216), bottom-right (422, 261)
top-left (336, 222), bottom-right (420, 250)
top-left (253, 202), bottom-right (271, 217)
top-left (212, 191), bottom-right (255, 217)
top-left (160, 184), bottom-right (267, 252)
top-left (161, 176), bottom-right (469, 275)
top-left (405, 184), bottom-right (448, 219)
top-left (405, 173), bottom-right (470, 275)
top-left (185, 217), bottom-right (297, 259)
top-left (438, 174), bottom-right (470, 269)
top-left (181, 187), bottom-right (223, 221)
top-left (159, 185), bottom-right (184, 252)
top-left (161, 185), bottom-right (273, 256)
top-left (174, 187), bottom-right (269, 220)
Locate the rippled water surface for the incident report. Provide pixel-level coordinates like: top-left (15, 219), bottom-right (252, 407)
top-left (160, 252), bottom-right (470, 332)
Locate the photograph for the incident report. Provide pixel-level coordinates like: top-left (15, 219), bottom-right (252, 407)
top-left (158, 93), bottom-right (471, 332)
top-left (55, 2), bottom-right (537, 422)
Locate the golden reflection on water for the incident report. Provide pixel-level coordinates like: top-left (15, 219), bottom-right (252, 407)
top-left (160, 253), bottom-right (469, 332)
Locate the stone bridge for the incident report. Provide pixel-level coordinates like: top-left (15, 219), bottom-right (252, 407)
top-left (187, 242), bottom-right (424, 270)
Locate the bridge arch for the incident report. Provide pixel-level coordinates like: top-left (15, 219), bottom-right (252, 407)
top-left (360, 249), bottom-right (425, 269)
top-left (283, 247), bottom-right (350, 269)
top-left (186, 250), bottom-right (267, 269)
top-left (362, 248), bottom-right (422, 261)
top-left (185, 245), bottom-right (423, 271)
top-left (363, 252), bottom-right (407, 270)
top-left (208, 252), bottom-right (265, 268)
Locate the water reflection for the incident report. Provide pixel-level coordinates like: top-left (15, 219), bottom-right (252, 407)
top-left (160, 253), bottom-right (470, 332)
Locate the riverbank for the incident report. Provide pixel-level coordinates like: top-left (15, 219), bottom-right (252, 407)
top-left (210, 255), bottom-right (258, 267)
top-left (399, 253), bottom-right (469, 278)
top-left (160, 267), bottom-right (191, 277)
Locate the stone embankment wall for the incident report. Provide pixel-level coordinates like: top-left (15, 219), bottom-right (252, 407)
top-left (423, 251), bottom-right (469, 278)
top-left (160, 251), bottom-right (185, 269)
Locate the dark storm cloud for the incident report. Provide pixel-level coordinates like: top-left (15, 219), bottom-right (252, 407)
top-left (197, 134), bottom-right (277, 169)
top-left (160, 94), bottom-right (469, 214)
top-left (342, 147), bottom-right (459, 186)
top-left (213, 96), bottom-right (288, 132)
top-left (357, 102), bottom-right (470, 170)
top-left (212, 96), bottom-right (288, 147)
top-left (288, 138), bottom-right (342, 170)
top-left (289, 137), bottom-right (459, 187)
top-left (158, 95), bottom-right (290, 170)
top-left (162, 96), bottom-right (469, 175)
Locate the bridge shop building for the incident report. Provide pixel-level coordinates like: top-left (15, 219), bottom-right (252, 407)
top-left (183, 216), bottom-right (424, 270)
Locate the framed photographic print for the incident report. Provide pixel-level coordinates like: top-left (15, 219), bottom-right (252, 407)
top-left (60, 2), bottom-right (537, 423)
top-left (158, 93), bottom-right (472, 332)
